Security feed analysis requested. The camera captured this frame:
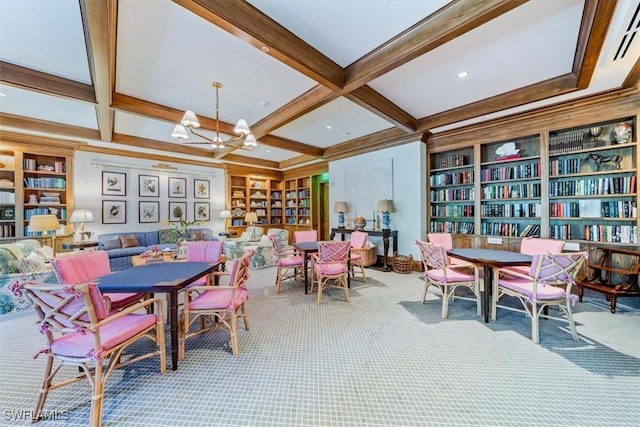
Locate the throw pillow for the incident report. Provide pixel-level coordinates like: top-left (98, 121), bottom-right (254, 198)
top-left (120, 234), bottom-right (140, 248)
top-left (17, 252), bottom-right (46, 274)
top-left (36, 245), bottom-right (54, 261)
top-left (189, 230), bottom-right (205, 241)
top-left (259, 235), bottom-right (272, 247)
top-left (103, 236), bottom-right (122, 250)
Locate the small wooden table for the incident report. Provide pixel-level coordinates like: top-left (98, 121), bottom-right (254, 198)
top-left (330, 228), bottom-right (398, 272)
top-left (61, 241), bottom-right (99, 251)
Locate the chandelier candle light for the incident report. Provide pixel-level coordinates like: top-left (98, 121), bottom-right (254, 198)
top-left (171, 82), bottom-right (258, 150)
top-left (333, 201), bottom-right (348, 228)
top-left (377, 199), bottom-right (395, 230)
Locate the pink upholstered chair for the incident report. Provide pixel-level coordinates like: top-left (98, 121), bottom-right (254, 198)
top-left (16, 280), bottom-right (165, 426)
top-left (311, 240), bottom-right (351, 304)
top-left (492, 252), bottom-right (586, 343)
top-left (186, 241), bottom-right (224, 287)
top-left (415, 240), bottom-right (481, 318)
top-left (294, 229), bottom-right (318, 243)
top-left (52, 251), bottom-right (148, 312)
top-left (180, 250), bottom-right (253, 358)
top-left (426, 232), bottom-right (467, 265)
top-left (270, 234), bottom-right (304, 293)
top-left (502, 237), bottom-right (566, 275)
top-left (349, 231), bottom-right (368, 283)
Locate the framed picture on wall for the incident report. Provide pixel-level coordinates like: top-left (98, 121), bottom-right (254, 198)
top-left (168, 177), bottom-right (187, 198)
top-left (102, 171), bottom-right (126, 196)
top-left (139, 201), bottom-right (159, 223)
top-left (102, 200), bottom-right (127, 224)
top-left (139, 174), bottom-right (159, 197)
top-left (194, 202), bottom-right (210, 221)
top-left (168, 201), bottom-right (187, 222)
top-left (194, 179), bottom-right (210, 199)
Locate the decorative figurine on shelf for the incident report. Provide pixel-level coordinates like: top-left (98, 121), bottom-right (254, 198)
top-left (495, 142), bottom-right (521, 161)
top-left (354, 216), bottom-right (367, 231)
top-left (28, 194), bottom-right (38, 204)
top-left (612, 122), bottom-right (632, 144)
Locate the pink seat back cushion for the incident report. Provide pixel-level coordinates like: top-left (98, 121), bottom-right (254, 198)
top-left (187, 241), bottom-right (223, 263)
top-left (52, 251), bottom-right (111, 285)
top-left (427, 233), bottom-right (453, 251)
top-left (350, 231), bottom-right (368, 249)
top-left (520, 237), bottom-right (564, 256)
top-left (294, 230), bottom-right (318, 243)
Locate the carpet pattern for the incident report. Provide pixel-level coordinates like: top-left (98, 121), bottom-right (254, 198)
top-left (0, 267), bottom-right (638, 426)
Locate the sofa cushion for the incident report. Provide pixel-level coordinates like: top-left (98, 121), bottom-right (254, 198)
top-left (105, 247), bottom-right (147, 258)
top-left (120, 234), bottom-right (140, 248)
top-left (103, 236), bottom-right (122, 250)
top-left (17, 252), bottom-right (46, 274)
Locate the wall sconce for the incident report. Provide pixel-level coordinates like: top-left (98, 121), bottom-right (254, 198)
top-left (333, 201), bottom-right (348, 228)
top-left (377, 199), bottom-right (395, 230)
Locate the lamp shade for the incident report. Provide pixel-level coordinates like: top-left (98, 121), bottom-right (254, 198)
top-left (171, 124), bottom-right (189, 140)
top-left (244, 212), bottom-right (258, 223)
top-left (28, 215), bottom-right (60, 233)
top-left (234, 119), bottom-right (250, 136)
top-left (69, 209), bottom-right (94, 224)
top-left (180, 110), bottom-right (200, 128)
top-left (333, 201), bottom-right (348, 213)
top-left (377, 199), bottom-right (395, 213)
top-left (219, 210), bottom-right (232, 219)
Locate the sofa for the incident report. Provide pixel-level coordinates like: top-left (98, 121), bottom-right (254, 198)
top-left (223, 227), bottom-right (290, 270)
top-left (97, 228), bottom-right (216, 271)
top-left (0, 239), bottom-right (59, 317)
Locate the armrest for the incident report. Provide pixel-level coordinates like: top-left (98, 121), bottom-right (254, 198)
top-left (96, 296), bottom-right (164, 327)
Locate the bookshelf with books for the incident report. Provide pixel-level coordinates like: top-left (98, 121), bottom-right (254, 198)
top-left (269, 179), bottom-right (283, 225)
top-left (0, 151), bottom-right (17, 238)
top-left (479, 135), bottom-right (542, 238)
top-left (428, 147), bottom-right (475, 235)
top-left (248, 177), bottom-right (269, 225)
top-left (548, 117), bottom-right (637, 244)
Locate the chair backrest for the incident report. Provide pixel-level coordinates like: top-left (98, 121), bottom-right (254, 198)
top-left (19, 282), bottom-right (108, 338)
top-left (268, 234), bottom-right (287, 258)
top-left (415, 240), bottom-right (449, 271)
top-left (228, 250), bottom-right (253, 290)
top-left (350, 231), bottom-right (368, 249)
top-left (186, 241), bottom-right (223, 263)
top-left (520, 237), bottom-right (565, 256)
top-left (52, 251), bottom-right (111, 285)
top-left (427, 233), bottom-right (453, 251)
top-left (294, 230), bottom-right (318, 243)
top-left (528, 252), bottom-right (586, 288)
top-left (316, 241), bottom-right (350, 263)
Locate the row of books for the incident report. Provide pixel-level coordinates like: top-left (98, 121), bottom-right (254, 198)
top-left (481, 203), bottom-right (541, 218)
top-left (23, 177), bottom-right (66, 189)
top-left (482, 183), bottom-right (541, 200)
top-left (550, 201), bottom-right (637, 218)
top-left (0, 190), bottom-right (15, 203)
top-left (519, 224), bottom-right (541, 237)
top-left (436, 154), bottom-right (466, 169)
top-left (549, 176), bottom-right (636, 197)
top-left (480, 222), bottom-right (526, 237)
top-left (549, 158), bottom-right (583, 176)
top-left (23, 159), bottom-right (65, 173)
top-left (430, 204), bottom-right (474, 218)
top-left (549, 131), bottom-right (591, 154)
top-left (430, 188), bottom-right (474, 202)
top-left (430, 171), bottom-right (474, 187)
top-left (24, 224), bottom-right (67, 236)
top-left (481, 162), bottom-right (540, 182)
top-left (25, 208), bottom-right (67, 220)
top-left (583, 225), bottom-right (637, 244)
top-left (0, 225), bottom-right (15, 238)
top-left (429, 220), bottom-right (474, 234)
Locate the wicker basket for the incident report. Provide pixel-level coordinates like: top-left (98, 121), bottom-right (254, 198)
top-left (362, 247), bottom-right (377, 267)
top-left (392, 252), bottom-right (413, 274)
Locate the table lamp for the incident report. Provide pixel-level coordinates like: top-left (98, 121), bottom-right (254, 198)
top-left (377, 199), bottom-right (395, 230)
top-left (333, 201), bottom-right (348, 228)
top-left (220, 209), bottom-right (232, 233)
top-left (244, 211), bottom-right (258, 240)
top-left (28, 214), bottom-right (61, 255)
top-left (69, 209), bottom-right (94, 241)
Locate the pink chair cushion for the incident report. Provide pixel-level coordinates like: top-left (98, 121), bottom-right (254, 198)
top-left (519, 237), bottom-right (564, 256)
top-left (277, 255), bottom-right (304, 267)
top-left (188, 288), bottom-right (249, 311)
top-left (107, 292), bottom-right (147, 311)
top-left (500, 265), bottom-right (530, 276)
top-left (313, 263), bottom-right (347, 276)
top-left (187, 241), bottom-right (223, 262)
top-left (426, 268), bottom-right (474, 283)
top-left (350, 231), bottom-right (368, 249)
top-left (52, 251), bottom-right (111, 284)
top-left (350, 254), bottom-right (363, 261)
top-left (498, 277), bottom-right (567, 300)
top-left (50, 313), bottom-right (157, 358)
top-left (294, 230), bottom-right (318, 243)
top-left (427, 233), bottom-right (453, 251)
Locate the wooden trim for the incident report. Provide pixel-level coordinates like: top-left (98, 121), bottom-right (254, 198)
top-left (283, 162), bottom-right (328, 179)
top-left (0, 131), bottom-right (84, 153)
top-left (220, 153), bottom-right (280, 170)
top-left (346, 86), bottom-right (417, 133)
top-left (0, 113), bottom-right (101, 141)
top-left (79, 144), bottom-right (225, 169)
top-left (111, 133), bottom-right (218, 157)
top-left (226, 165), bottom-right (283, 179)
top-left (623, 57), bottom-right (640, 89)
top-left (279, 154), bottom-right (321, 170)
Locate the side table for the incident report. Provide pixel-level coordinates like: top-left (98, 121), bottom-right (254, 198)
top-left (61, 241), bottom-right (99, 252)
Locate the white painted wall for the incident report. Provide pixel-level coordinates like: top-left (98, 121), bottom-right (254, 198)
top-left (329, 140), bottom-right (426, 259)
top-left (73, 151), bottom-right (227, 239)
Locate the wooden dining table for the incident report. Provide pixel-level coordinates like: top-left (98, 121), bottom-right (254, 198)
top-left (448, 248), bottom-right (532, 323)
top-left (293, 241), bottom-right (351, 294)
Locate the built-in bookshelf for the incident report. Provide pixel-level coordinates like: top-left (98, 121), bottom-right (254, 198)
top-left (0, 151), bottom-right (16, 238)
top-left (284, 177), bottom-right (313, 227)
top-left (227, 173), bottom-right (290, 231)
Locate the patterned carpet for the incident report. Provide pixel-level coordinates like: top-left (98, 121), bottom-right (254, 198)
top-left (0, 267), bottom-right (638, 426)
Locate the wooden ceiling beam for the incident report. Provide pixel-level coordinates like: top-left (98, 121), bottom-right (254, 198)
top-left (112, 133), bottom-right (217, 158)
top-left (258, 134), bottom-right (324, 157)
top-left (172, 0), bottom-right (344, 92)
top-left (623, 57), bottom-right (640, 89)
top-left (0, 61), bottom-right (96, 103)
top-left (346, 86), bottom-right (417, 132)
top-left (220, 153), bottom-right (280, 170)
top-left (80, 0), bottom-right (115, 142)
top-left (0, 112), bottom-right (100, 140)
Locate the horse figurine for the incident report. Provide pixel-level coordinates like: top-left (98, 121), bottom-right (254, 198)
top-left (587, 153), bottom-right (622, 171)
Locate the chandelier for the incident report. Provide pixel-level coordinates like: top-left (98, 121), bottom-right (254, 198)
top-left (171, 82), bottom-right (257, 150)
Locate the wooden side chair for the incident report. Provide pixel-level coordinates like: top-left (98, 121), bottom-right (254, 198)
top-left (349, 230), bottom-right (369, 282)
top-left (180, 250), bottom-right (253, 359)
top-left (415, 239), bottom-right (481, 318)
top-left (16, 281), bottom-right (165, 427)
top-left (311, 240), bottom-right (351, 304)
top-left (426, 232), bottom-right (467, 265)
top-left (501, 237), bottom-right (566, 275)
top-left (270, 234), bottom-right (304, 293)
top-left (493, 252), bottom-right (586, 343)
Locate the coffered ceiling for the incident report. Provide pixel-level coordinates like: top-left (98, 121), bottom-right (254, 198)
top-left (0, 0), bottom-right (639, 171)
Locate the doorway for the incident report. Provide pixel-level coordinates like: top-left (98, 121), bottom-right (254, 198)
top-left (319, 182), bottom-right (329, 240)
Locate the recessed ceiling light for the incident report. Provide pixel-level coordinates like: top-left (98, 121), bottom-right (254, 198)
top-left (326, 125), bottom-right (332, 130)
top-left (457, 71), bottom-right (469, 78)
top-left (266, 150), bottom-right (271, 153)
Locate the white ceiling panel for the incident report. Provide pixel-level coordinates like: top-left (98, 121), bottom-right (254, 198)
top-left (0, 84), bottom-right (97, 129)
top-left (271, 97), bottom-right (394, 148)
top-left (247, 0), bottom-right (451, 67)
top-left (0, 0), bottom-right (91, 84)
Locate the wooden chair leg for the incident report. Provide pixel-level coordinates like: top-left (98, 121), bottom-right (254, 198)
top-left (34, 355), bottom-right (55, 420)
top-left (240, 304), bottom-right (250, 330)
top-left (230, 314), bottom-right (239, 356)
